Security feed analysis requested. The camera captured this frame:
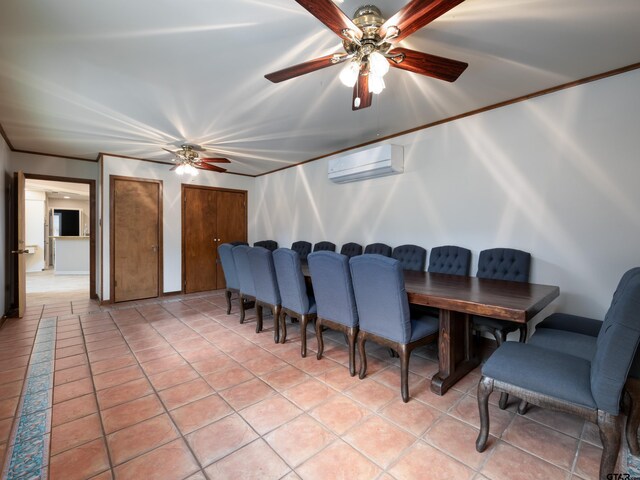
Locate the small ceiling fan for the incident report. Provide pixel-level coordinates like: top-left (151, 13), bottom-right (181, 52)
top-left (264, 0), bottom-right (468, 111)
top-left (162, 144), bottom-right (230, 175)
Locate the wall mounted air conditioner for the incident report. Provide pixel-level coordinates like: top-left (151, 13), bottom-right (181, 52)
top-left (328, 144), bottom-right (404, 184)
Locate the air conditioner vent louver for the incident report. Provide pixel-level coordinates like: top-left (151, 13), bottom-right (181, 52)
top-left (328, 144), bottom-right (403, 183)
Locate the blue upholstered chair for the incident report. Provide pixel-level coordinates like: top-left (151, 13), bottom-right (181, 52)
top-left (350, 255), bottom-right (439, 402)
top-left (392, 244), bottom-right (427, 272)
top-left (476, 267), bottom-right (640, 480)
top-left (313, 241), bottom-right (336, 252)
top-left (428, 245), bottom-right (472, 276)
top-left (254, 240), bottom-right (278, 252)
top-left (308, 252), bottom-right (359, 376)
top-left (230, 241), bottom-right (249, 246)
top-left (291, 241), bottom-right (312, 262)
top-left (340, 242), bottom-right (363, 259)
top-left (273, 248), bottom-right (317, 356)
top-left (247, 247), bottom-right (281, 342)
top-left (232, 245), bottom-right (256, 324)
top-left (473, 248), bottom-right (532, 345)
top-left (364, 243), bottom-right (392, 257)
top-left (218, 243), bottom-right (240, 314)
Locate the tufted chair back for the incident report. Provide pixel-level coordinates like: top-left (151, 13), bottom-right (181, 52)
top-left (291, 241), bottom-right (312, 262)
top-left (477, 248), bottom-right (531, 283)
top-left (232, 245), bottom-right (255, 297)
top-left (590, 268), bottom-right (640, 414)
top-left (247, 247), bottom-right (280, 305)
top-left (313, 241), bottom-right (336, 253)
top-left (254, 240), bottom-right (278, 252)
top-left (392, 244), bottom-right (427, 272)
top-left (340, 242), bottom-right (363, 258)
top-left (364, 243), bottom-right (392, 257)
top-left (350, 255), bottom-right (411, 343)
top-left (273, 248), bottom-right (311, 314)
top-left (230, 241), bottom-right (249, 246)
top-left (428, 245), bottom-right (471, 276)
top-left (218, 243), bottom-right (239, 290)
top-left (308, 251), bottom-right (358, 327)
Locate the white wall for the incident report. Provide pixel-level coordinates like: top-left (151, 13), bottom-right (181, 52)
top-left (25, 190), bottom-right (46, 272)
top-left (101, 156), bottom-right (255, 301)
top-left (254, 69), bottom-right (640, 322)
top-left (0, 137), bottom-right (9, 316)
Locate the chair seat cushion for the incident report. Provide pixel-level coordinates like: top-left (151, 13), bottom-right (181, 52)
top-left (482, 342), bottom-right (596, 410)
top-left (473, 316), bottom-right (520, 332)
top-left (536, 312), bottom-right (602, 337)
top-left (528, 328), bottom-right (597, 362)
top-left (409, 315), bottom-right (439, 342)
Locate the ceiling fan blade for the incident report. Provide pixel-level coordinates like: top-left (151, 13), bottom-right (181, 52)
top-left (380, 0), bottom-right (465, 43)
top-left (196, 163), bottom-right (227, 173)
top-left (169, 165), bottom-right (178, 171)
top-left (295, 0), bottom-right (362, 41)
top-left (162, 147), bottom-right (178, 156)
top-left (352, 74), bottom-right (372, 111)
top-left (265, 54), bottom-right (345, 83)
top-left (200, 157), bottom-right (231, 164)
top-left (388, 47), bottom-right (468, 82)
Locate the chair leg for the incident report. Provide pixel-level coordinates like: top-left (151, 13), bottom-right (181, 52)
top-left (625, 378), bottom-right (640, 456)
top-left (499, 393), bottom-right (509, 410)
top-left (273, 306), bottom-right (281, 344)
top-left (518, 323), bottom-right (528, 343)
top-left (239, 296), bottom-right (246, 324)
top-left (476, 376), bottom-right (494, 452)
top-left (347, 327), bottom-right (357, 377)
top-left (255, 305), bottom-right (263, 333)
top-left (225, 289), bottom-right (232, 315)
top-left (494, 329), bottom-right (506, 347)
top-left (300, 315), bottom-right (308, 357)
top-left (597, 410), bottom-right (623, 480)
top-left (357, 332), bottom-right (368, 380)
top-left (517, 399), bottom-right (529, 415)
top-left (315, 319), bottom-right (324, 361)
top-left (388, 348), bottom-right (399, 358)
top-left (280, 313), bottom-right (287, 345)
top-left (399, 344), bottom-right (410, 403)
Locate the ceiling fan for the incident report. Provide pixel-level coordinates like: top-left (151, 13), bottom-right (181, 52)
top-left (162, 144), bottom-right (230, 175)
top-left (264, 0), bottom-right (468, 111)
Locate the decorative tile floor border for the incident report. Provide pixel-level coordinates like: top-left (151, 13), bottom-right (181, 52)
top-left (2, 318), bottom-right (57, 480)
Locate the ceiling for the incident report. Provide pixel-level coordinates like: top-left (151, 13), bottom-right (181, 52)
top-left (1, 1), bottom-right (639, 176)
top-left (26, 179), bottom-right (89, 200)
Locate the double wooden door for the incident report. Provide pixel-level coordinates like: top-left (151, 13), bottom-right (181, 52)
top-left (182, 186), bottom-right (247, 293)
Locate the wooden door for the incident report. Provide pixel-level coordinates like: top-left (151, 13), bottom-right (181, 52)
top-left (215, 191), bottom-right (247, 289)
top-left (111, 177), bottom-right (162, 302)
top-left (16, 171), bottom-right (26, 317)
top-left (183, 186), bottom-right (218, 293)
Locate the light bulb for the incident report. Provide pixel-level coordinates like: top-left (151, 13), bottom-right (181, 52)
top-left (369, 51), bottom-right (389, 77)
top-left (339, 61), bottom-right (359, 87)
top-left (175, 164), bottom-right (185, 175)
top-left (368, 74), bottom-right (385, 94)
top-left (190, 165), bottom-right (199, 176)
top-left (354, 97), bottom-right (361, 108)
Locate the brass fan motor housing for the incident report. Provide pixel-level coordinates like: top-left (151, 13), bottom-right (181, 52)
top-left (343, 5), bottom-right (386, 53)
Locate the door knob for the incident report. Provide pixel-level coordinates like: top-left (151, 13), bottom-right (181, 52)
top-left (11, 249), bottom-right (28, 254)
top-left (151, 245), bottom-right (158, 252)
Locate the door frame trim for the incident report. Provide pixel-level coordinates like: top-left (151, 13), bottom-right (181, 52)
top-left (181, 184), bottom-right (247, 294)
top-left (23, 173), bottom-right (98, 300)
top-left (110, 175), bottom-right (163, 303)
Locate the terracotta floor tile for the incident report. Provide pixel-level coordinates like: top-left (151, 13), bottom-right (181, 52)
top-left (54, 364), bottom-right (91, 386)
top-left (293, 355), bottom-right (340, 376)
top-left (297, 439), bottom-right (382, 480)
top-left (186, 413), bottom-right (258, 466)
top-left (581, 421), bottom-right (603, 447)
top-left (140, 353), bottom-right (187, 376)
top-left (411, 379), bottom-right (465, 411)
top-left (344, 415), bottom-right (416, 468)
top-left (158, 378), bottom-right (214, 410)
top-left (85, 337), bottom-right (127, 352)
top-left (523, 405), bottom-right (585, 439)
top-left (85, 330), bottom-right (122, 344)
top-left (54, 354), bottom-right (87, 371)
top-left (49, 438), bottom-right (110, 480)
top-left (191, 355), bottom-right (237, 375)
top-left (204, 439), bottom-right (290, 480)
top-left (346, 379), bottom-right (398, 411)
top-left (0, 380), bottom-right (23, 401)
top-left (133, 344), bottom-right (177, 363)
top-left (220, 378), bottom-right (276, 410)
top-left (170, 337), bottom-right (211, 353)
top-left (481, 441), bottom-right (568, 480)
top-left (52, 393), bottom-right (98, 427)
top-left (450, 394), bottom-right (514, 437)
top-left (574, 441), bottom-right (602, 480)
top-left (88, 345), bottom-right (131, 363)
top-left (264, 414), bottom-right (335, 467)
top-left (54, 377), bottom-right (94, 404)
top-left (170, 394), bottom-right (232, 435)
top-left (101, 394), bottom-right (165, 434)
top-left (107, 413), bottom-right (179, 465)
top-left (380, 397), bottom-right (441, 436)
top-left (425, 415), bottom-right (496, 470)
top-left (93, 365), bottom-right (144, 391)
top-left (239, 395), bottom-right (303, 435)
top-left (261, 365), bottom-right (310, 391)
top-left (113, 438), bottom-right (199, 480)
top-left (56, 337), bottom-right (85, 349)
top-left (243, 353), bottom-right (288, 376)
top-left (51, 413), bottom-right (103, 455)
top-left (502, 415), bottom-right (579, 470)
top-left (90, 355), bottom-right (137, 375)
top-left (179, 346), bottom-right (222, 364)
top-left (389, 441), bottom-right (475, 480)
top-left (202, 364), bottom-right (254, 391)
top-left (97, 378), bottom-right (154, 410)
top-left (148, 364), bottom-right (199, 391)
top-left (316, 366), bottom-right (362, 391)
top-left (0, 367), bottom-right (26, 386)
top-left (282, 379), bottom-right (336, 411)
top-left (309, 395), bottom-right (371, 435)
top-left (0, 417), bottom-right (14, 443)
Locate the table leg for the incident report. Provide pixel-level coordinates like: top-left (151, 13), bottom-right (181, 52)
top-left (430, 309), bottom-right (480, 395)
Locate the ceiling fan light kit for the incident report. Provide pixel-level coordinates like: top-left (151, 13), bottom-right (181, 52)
top-left (162, 144), bottom-right (230, 176)
top-left (265, 0), bottom-right (469, 110)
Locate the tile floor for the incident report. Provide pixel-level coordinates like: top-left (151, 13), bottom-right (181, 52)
top-left (0, 289), bottom-right (631, 479)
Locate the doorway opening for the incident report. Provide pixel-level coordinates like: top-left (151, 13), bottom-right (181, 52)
top-left (23, 176), bottom-right (95, 306)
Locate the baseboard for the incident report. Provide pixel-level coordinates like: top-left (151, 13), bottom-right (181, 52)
top-left (162, 291), bottom-right (182, 297)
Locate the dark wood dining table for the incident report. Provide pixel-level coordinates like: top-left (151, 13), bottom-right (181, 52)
top-left (303, 265), bottom-right (560, 395)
